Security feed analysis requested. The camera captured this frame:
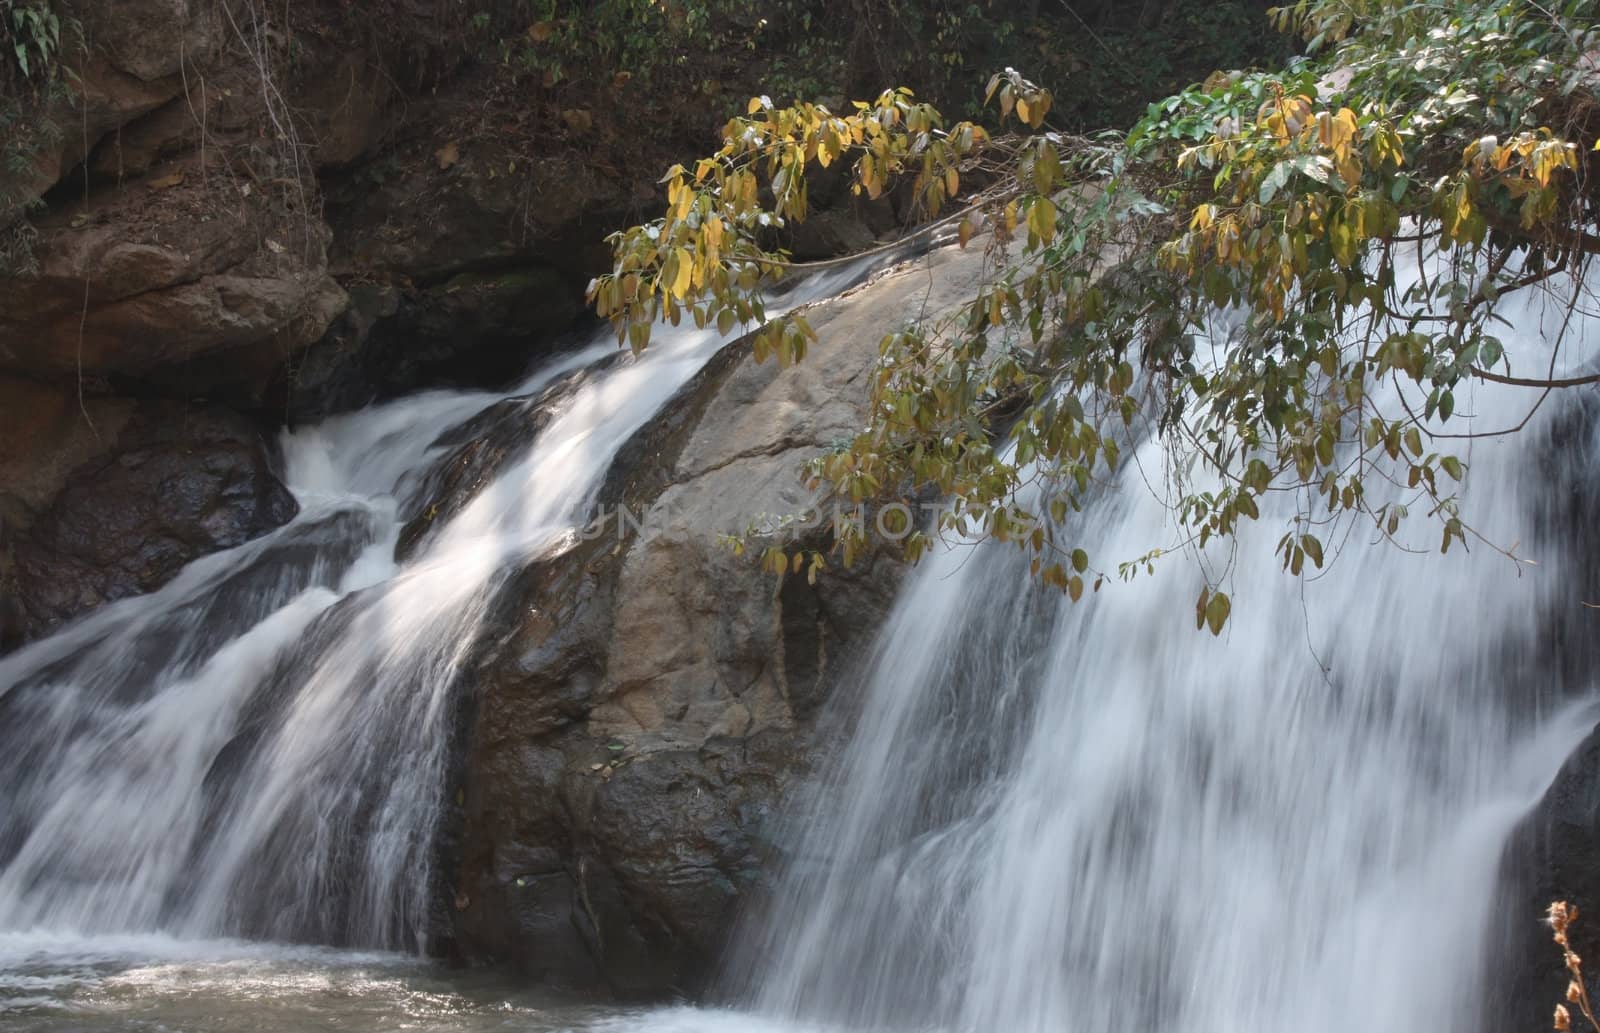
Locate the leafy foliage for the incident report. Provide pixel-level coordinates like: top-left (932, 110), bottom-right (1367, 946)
top-left (464, 0), bottom-right (1282, 132)
top-left (468, 1), bottom-right (787, 93)
top-left (0, 0), bottom-right (68, 276)
top-left (593, 0), bottom-right (1598, 631)
top-left (2, 0), bottom-right (58, 81)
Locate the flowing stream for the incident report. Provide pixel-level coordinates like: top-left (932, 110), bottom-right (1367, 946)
top-left (0, 241), bottom-right (1596, 1033)
top-left (0, 262), bottom-right (873, 1029)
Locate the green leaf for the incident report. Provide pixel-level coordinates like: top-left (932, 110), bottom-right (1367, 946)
top-left (1203, 591), bottom-right (1231, 636)
top-left (1259, 161), bottom-right (1292, 204)
top-left (1478, 337), bottom-right (1503, 369)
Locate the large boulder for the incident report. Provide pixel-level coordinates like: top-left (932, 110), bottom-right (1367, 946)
top-left (0, 379), bottom-right (297, 647)
top-left (0, 0), bottom-right (408, 397)
top-left (440, 241), bottom-right (991, 996)
top-left (0, 177), bottom-right (346, 398)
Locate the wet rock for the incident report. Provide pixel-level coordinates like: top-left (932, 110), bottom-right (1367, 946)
top-left (7, 401), bottom-right (297, 642)
top-left (1486, 717), bottom-right (1600, 1031)
top-left (394, 364), bottom-right (608, 562)
top-left (445, 243), bottom-right (993, 995)
top-left (278, 268), bottom-right (584, 424)
top-left (1478, 391), bottom-right (1600, 1030)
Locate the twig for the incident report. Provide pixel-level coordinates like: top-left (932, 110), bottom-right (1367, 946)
top-left (1548, 901), bottom-right (1600, 1032)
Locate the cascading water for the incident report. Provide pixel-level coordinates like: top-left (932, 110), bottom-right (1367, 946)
top-left (677, 262), bottom-right (1600, 1033)
top-left (0, 262), bottom-right (875, 965)
top-left (0, 232), bottom-right (1594, 1033)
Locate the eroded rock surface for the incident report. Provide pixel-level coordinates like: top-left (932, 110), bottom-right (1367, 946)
top-left (0, 380), bottom-right (295, 646)
top-left (443, 242), bottom-right (990, 995)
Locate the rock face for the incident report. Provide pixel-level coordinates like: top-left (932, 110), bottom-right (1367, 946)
top-left (442, 242), bottom-right (991, 996)
top-left (276, 126), bottom-right (633, 422)
top-left (0, 2), bottom-right (633, 414)
top-left (0, 190), bottom-right (347, 399)
top-left (0, 378), bottom-right (296, 648)
top-left (0, 1), bottom-right (349, 398)
top-left (1479, 393), bottom-right (1600, 1031)
top-left (1489, 718), bottom-right (1600, 1032)
top-left (0, 0), bottom-right (657, 648)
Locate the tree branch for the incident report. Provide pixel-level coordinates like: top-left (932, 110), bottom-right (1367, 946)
top-left (1469, 366), bottom-right (1600, 388)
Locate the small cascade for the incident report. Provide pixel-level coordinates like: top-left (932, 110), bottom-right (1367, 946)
top-left (0, 262), bottom-right (874, 952)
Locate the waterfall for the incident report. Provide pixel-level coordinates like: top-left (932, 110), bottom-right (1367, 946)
top-left (0, 263), bottom-right (873, 952)
top-left (698, 262), bottom-right (1600, 1033)
top-left (1, 229), bottom-right (1594, 1032)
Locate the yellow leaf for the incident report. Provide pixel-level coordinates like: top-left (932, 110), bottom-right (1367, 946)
top-left (671, 248), bottom-right (694, 299)
top-left (817, 131), bottom-right (836, 168)
top-left (1025, 91), bottom-right (1051, 129)
top-left (862, 154), bottom-right (883, 200)
top-left (1028, 199), bottom-right (1057, 243)
top-left (434, 141), bottom-right (460, 170)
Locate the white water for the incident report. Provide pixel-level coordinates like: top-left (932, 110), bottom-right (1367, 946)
top-left (0, 263), bottom-right (874, 966)
top-left (0, 240), bottom-right (1594, 1033)
top-left (698, 264), bottom-right (1600, 1033)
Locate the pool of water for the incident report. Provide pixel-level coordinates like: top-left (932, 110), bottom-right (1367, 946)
top-left (0, 934), bottom-right (789, 1033)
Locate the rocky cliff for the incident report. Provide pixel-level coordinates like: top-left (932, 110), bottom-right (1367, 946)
top-left (0, 0), bottom-right (678, 647)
